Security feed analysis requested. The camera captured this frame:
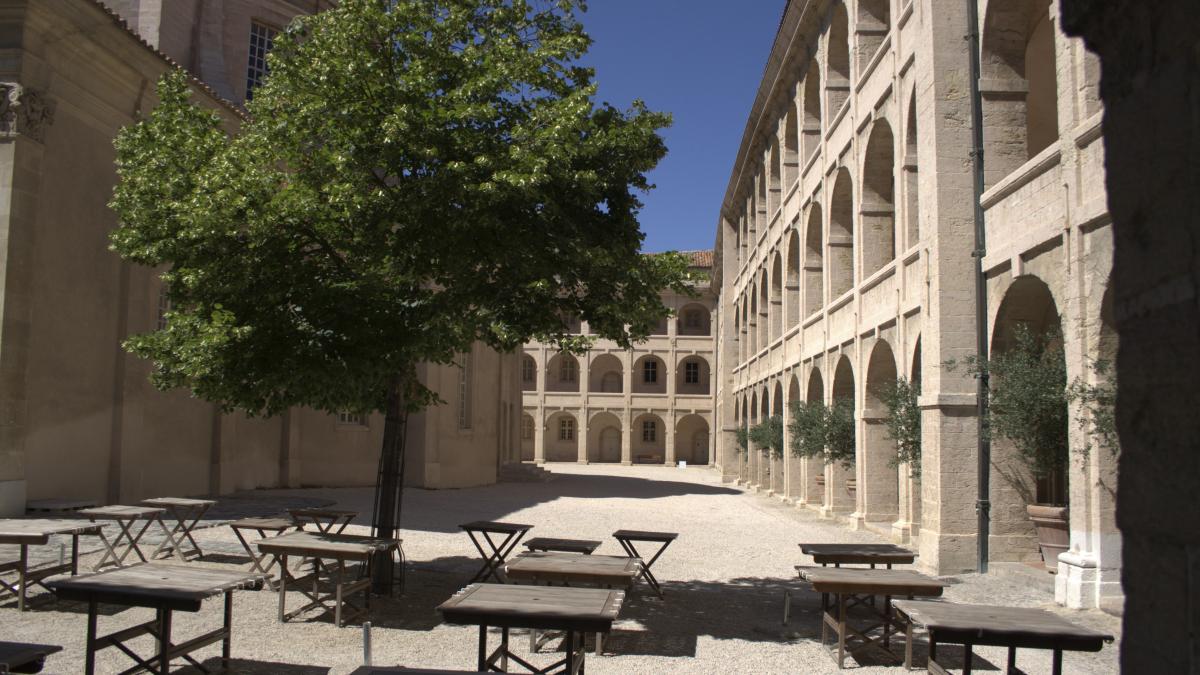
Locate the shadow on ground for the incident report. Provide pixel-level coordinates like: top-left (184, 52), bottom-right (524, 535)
top-left (178, 658), bottom-right (330, 674)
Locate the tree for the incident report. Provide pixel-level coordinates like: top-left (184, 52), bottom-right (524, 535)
top-left (109, 0), bottom-right (690, 591)
top-left (882, 377), bottom-right (921, 474)
top-left (735, 427), bottom-right (749, 455)
top-left (824, 400), bottom-right (856, 467)
top-left (749, 415), bottom-right (784, 458)
top-left (788, 399), bottom-right (826, 460)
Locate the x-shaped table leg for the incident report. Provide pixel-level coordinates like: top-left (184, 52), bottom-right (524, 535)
top-left (93, 518), bottom-right (156, 570)
top-left (616, 538), bottom-right (672, 598)
top-left (465, 529), bottom-right (526, 583)
top-left (153, 504), bottom-right (211, 561)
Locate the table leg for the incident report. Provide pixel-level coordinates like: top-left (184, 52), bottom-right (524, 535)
top-left (837, 593), bottom-right (847, 669)
top-left (158, 607), bottom-right (173, 674)
top-left (501, 627), bottom-right (509, 672)
top-left (152, 513), bottom-right (188, 563)
top-left (180, 504), bottom-right (210, 558)
top-left (1052, 648), bottom-right (1063, 675)
top-left (964, 643), bottom-right (973, 675)
top-left (278, 554), bottom-right (289, 622)
top-left (85, 600), bottom-right (98, 675)
top-left (564, 630), bottom-right (575, 675)
top-left (904, 617), bottom-right (913, 670)
top-left (477, 624), bottom-right (488, 671)
top-left (91, 523), bottom-right (122, 570)
top-left (123, 518), bottom-right (156, 564)
top-left (17, 543), bottom-right (27, 612)
top-left (223, 590), bottom-right (233, 670)
top-left (335, 559), bottom-right (344, 628)
top-left (883, 594), bottom-right (891, 649)
top-left (1007, 645), bottom-right (1016, 674)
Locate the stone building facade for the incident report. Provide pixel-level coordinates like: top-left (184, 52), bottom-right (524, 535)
top-left (0, 0), bottom-right (522, 516)
top-left (712, 0), bottom-right (1118, 610)
top-left (521, 252), bottom-right (715, 467)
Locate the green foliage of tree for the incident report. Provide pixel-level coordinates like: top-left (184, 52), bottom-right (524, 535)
top-left (953, 324), bottom-right (1068, 481)
top-left (788, 399), bottom-right (826, 460)
top-left (734, 427), bottom-right (749, 455)
top-left (882, 377), bottom-right (922, 474)
top-left (824, 400), bottom-right (856, 467)
top-left (108, 0), bottom-right (689, 587)
top-left (749, 415), bottom-right (784, 458)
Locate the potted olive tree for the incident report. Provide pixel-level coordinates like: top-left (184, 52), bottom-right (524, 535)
top-left (958, 324), bottom-right (1069, 566)
top-left (750, 415), bottom-right (784, 459)
top-left (882, 377), bottom-right (922, 475)
top-left (789, 400), bottom-right (828, 486)
top-left (825, 400), bottom-right (857, 494)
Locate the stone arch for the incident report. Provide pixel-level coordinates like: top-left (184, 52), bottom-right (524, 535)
top-left (521, 354), bottom-right (538, 392)
top-left (855, 0), bottom-right (890, 72)
top-left (785, 229), bottom-right (801, 328)
top-left (676, 355), bottom-right (711, 396)
top-left (675, 414), bottom-right (711, 464)
top-left (749, 291), bottom-right (759, 355)
top-left (829, 167), bottom-right (856, 298)
top-left (632, 412), bottom-right (667, 464)
top-left (758, 270), bottom-right (769, 350)
top-left (826, 2), bottom-right (852, 114)
top-left (768, 137), bottom-right (782, 215)
top-left (911, 335), bottom-right (923, 385)
top-left (587, 411), bottom-right (622, 463)
top-left (757, 165), bottom-right (768, 232)
top-left (784, 101), bottom-right (800, 188)
top-left (588, 353), bottom-right (623, 393)
top-left (832, 354), bottom-right (855, 405)
top-left (804, 204), bottom-right (825, 316)
top-left (861, 119), bottom-right (896, 276)
top-left (980, 0), bottom-right (1060, 188)
top-left (632, 354), bottom-right (667, 394)
top-left (773, 380), bottom-right (785, 417)
top-left (678, 302), bottom-right (711, 336)
top-left (770, 252), bottom-right (784, 343)
top-left (802, 57), bottom-right (823, 160)
top-left (545, 352), bottom-right (581, 393)
top-left (862, 340), bottom-right (900, 523)
top-left (544, 411), bottom-right (579, 462)
top-left (807, 366), bottom-right (825, 403)
top-left (749, 390), bottom-right (758, 423)
top-left (520, 412), bottom-right (536, 461)
top-left (903, 90), bottom-right (920, 248)
top-left (991, 274), bottom-right (1066, 510)
top-left (650, 314), bottom-right (669, 336)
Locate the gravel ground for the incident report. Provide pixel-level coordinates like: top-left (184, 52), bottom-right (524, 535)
top-left (2, 464), bottom-right (1121, 674)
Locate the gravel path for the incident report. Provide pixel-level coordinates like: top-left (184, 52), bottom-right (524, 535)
top-left (1, 464), bottom-right (1120, 674)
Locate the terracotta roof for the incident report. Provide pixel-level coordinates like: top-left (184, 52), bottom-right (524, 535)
top-left (88, 0), bottom-right (247, 119)
top-left (680, 249), bottom-right (714, 268)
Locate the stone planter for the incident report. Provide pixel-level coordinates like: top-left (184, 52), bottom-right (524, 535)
top-left (1027, 504), bottom-right (1069, 570)
top-left (815, 474), bottom-right (826, 487)
top-left (846, 478), bottom-right (857, 495)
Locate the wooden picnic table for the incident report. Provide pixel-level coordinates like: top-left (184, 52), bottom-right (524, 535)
top-left (47, 562), bottom-right (264, 675)
top-left (522, 537), bottom-right (602, 555)
top-left (799, 542), bottom-right (916, 567)
top-left (612, 529), bottom-right (677, 598)
top-left (459, 521), bottom-right (533, 583)
top-left (288, 507), bottom-right (358, 534)
top-left (228, 517), bottom-right (301, 587)
top-left (0, 519), bottom-right (104, 611)
top-left (257, 531), bottom-right (399, 627)
top-left (0, 641), bottom-right (62, 674)
top-left (141, 497), bottom-right (216, 561)
top-left (892, 599), bottom-right (1115, 674)
top-left (506, 551), bottom-right (641, 655)
top-left (798, 566), bottom-right (948, 669)
top-left (438, 583), bottom-right (624, 674)
top-left (78, 505), bottom-right (170, 570)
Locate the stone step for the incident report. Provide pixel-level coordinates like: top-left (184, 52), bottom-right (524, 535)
top-left (498, 463), bottom-right (555, 482)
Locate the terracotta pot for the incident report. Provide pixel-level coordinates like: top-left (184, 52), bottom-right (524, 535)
top-left (1027, 504), bottom-right (1069, 569)
top-left (815, 474), bottom-right (826, 487)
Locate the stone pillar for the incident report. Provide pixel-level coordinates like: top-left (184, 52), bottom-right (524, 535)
top-left (0, 82), bottom-right (53, 516)
top-left (533, 413), bottom-right (545, 465)
top-left (855, 408), bottom-right (900, 527)
top-left (620, 414), bottom-right (633, 465)
top-left (576, 406), bottom-right (587, 463)
top-left (664, 418), bottom-right (675, 465)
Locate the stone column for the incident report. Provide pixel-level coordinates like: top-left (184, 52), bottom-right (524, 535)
top-left (576, 405), bottom-right (587, 463)
top-left (533, 412), bottom-right (545, 465)
top-left (855, 407), bottom-right (900, 527)
top-left (620, 415), bottom-right (633, 465)
top-left (664, 417), bottom-right (675, 465)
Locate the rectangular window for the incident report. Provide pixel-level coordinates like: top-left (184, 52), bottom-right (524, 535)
top-left (685, 361), bottom-right (700, 384)
top-left (246, 22), bottom-right (277, 101)
top-left (685, 310), bottom-right (703, 328)
top-left (522, 357), bottom-right (536, 382)
top-left (156, 284), bottom-right (171, 330)
top-left (560, 358), bottom-right (577, 383)
top-left (457, 350), bottom-right (473, 430)
top-left (643, 360), bottom-right (658, 383)
top-left (338, 412), bottom-right (367, 427)
top-left (559, 418), bottom-right (575, 441)
top-left (522, 416), bottom-right (534, 440)
top-left (642, 420), bottom-right (656, 442)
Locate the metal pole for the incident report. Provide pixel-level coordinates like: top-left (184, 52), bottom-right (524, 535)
top-left (964, 0), bottom-right (991, 574)
top-left (363, 621), bottom-right (372, 666)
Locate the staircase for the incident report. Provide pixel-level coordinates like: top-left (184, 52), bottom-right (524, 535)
top-left (498, 462), bottom-right (555, 483)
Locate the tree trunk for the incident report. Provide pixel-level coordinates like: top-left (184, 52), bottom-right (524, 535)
top-left (371, 371), bottom-right (408, 594)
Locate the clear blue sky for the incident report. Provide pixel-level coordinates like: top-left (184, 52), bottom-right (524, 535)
top-left (576, 1), bottom-right (785, 254)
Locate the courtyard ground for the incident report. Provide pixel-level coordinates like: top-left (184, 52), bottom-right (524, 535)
top-left (1, 464), bottom-right (1120, 674)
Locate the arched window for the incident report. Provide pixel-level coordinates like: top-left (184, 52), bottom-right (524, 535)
top-left (559, 417), bottom-right (575, 441)
top-left (521, 356), bottom-right (536, 384)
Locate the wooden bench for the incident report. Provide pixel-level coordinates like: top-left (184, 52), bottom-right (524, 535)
top-left (0, 641), bottom-right (62, 674)
top-left (522, 537), bottom-right (602, 555)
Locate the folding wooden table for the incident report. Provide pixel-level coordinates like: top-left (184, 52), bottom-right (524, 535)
top-left (47, 563), bottom-right (264, 675)
top-left (892, 599), bottom-right (1115, 674)
top-left (459, 521), bottom-right (533, 583)
top-left (257, 531), bottom-right (399, 627)
top-left (227, 517), bottom-right (300, 587)
top-left (522, 537), bottom-right (602, 555)
top-left (612, 529), bottom-right (677, 598)
top-left (141, 497), bottom-right (216, 561)
top-left (79, 505), bottom-right (170, 570)
top-left (0, 641), bottom-right (62, 674)
top-left (0, 519), bottom-right (103, 611)
top-left (785, 542), bottom-right (917, 622)
top-left (506, 551), bottom-right (641, 654)
top-left (797, 566), bottom-right (948, 669)
top-left (288, 507), bottom-right (358, 534)
top-left (438, 583), bottom-right (625, 674)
